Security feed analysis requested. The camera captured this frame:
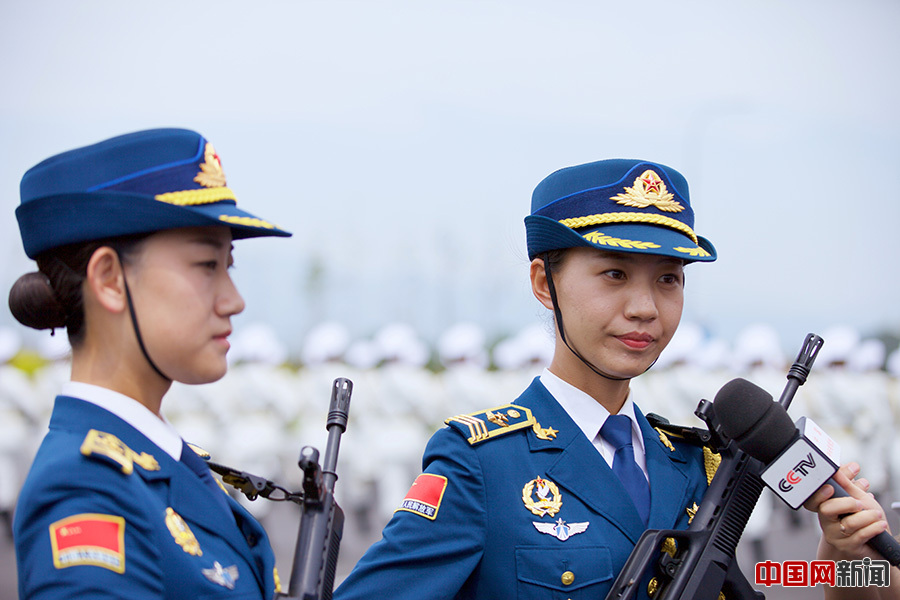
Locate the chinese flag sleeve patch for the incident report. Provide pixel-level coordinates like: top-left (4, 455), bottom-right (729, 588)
top-left (396, 474), bottom-right (448, 520)
top-left (49, 513), bottom-right (126, 573)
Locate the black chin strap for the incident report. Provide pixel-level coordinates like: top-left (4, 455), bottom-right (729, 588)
top-left (543, 253), bottom-right (631, 382)
top-left (118, 253), bottom-right (171, 382)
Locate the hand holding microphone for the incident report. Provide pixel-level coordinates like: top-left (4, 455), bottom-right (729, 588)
top-left (805, 461), bottom-right (894, 561)
top-left (712, 378), bottom-right (900, 566)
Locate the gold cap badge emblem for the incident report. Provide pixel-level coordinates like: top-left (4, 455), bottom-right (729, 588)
top-left (194, 143), bottom-right (227, 188)
top-left (611, 169), bottom-right (684, 213)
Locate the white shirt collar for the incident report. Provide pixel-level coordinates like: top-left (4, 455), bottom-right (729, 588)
top-left (61, 381), bottom-right (184, 461)
top-left (539, 368), bottom-right (646, 458)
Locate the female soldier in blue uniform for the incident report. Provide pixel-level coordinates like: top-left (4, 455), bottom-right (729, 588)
top-left (334, 159), bottom-right (717, 599)
top-left (10, 128), bottom-right (291, 599)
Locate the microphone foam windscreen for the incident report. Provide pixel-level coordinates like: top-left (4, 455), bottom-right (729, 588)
top-left (713, 378), bottom-right (796, 464)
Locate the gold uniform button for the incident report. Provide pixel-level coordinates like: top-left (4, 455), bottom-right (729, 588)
top-left (561, 571), bottom-right (575, 586)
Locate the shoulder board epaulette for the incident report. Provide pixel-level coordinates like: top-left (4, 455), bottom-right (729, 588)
top-left (445, 404), bottom-right (547, 445)
top-left (186, 442), bottom-right (211, 459)
top-left (185, 442), bottom-right (229, 491)
top-left (80, 429), bottom-right (161, 475)
top-left (646, 413), bottom-right (721, 485)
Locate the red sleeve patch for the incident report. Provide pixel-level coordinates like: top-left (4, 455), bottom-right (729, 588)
top-left (49, 513), bottom-right (126, 573)
top-left (396, 473), bottom-right (448, 520)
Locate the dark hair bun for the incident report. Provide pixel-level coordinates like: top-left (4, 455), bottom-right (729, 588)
top-left (8, 271), bottom-right (68, 330)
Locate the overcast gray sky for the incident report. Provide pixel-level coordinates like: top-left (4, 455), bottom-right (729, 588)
top-left (1, 0), bottom-right (898, 354)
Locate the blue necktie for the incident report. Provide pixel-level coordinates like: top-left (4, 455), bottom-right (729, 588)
top-left (180, 441), bottom-right (233, 521)
top-left (600, 415), bottom-right (650, 526)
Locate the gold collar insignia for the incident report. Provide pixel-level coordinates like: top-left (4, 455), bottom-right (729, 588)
top-left (686, 502), bottom-right (700, 524)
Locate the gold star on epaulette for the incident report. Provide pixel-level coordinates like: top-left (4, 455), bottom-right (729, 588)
top-left (486, 410), bottom-right (509, 427)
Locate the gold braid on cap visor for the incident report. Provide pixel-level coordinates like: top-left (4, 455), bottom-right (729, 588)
top-left (558, 212), bottom-right (699, 245)
top-left (154, 187), bottom-right (237, 206)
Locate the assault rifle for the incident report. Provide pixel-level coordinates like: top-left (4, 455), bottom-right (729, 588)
top-left (605, 334), bottom-right (824, 600)
top-left (210, 377), bottom-right (353, 600)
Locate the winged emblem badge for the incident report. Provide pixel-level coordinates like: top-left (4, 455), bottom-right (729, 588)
top-left (532, 518), bottom-right (589, 541)
top-left (202, 561), bottom-right (239, 589)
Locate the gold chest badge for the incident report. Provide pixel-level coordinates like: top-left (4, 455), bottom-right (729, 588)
top-left (165, 507), bottom-right (203, 556)
top-left (522, 477), bottom-right (562, 517)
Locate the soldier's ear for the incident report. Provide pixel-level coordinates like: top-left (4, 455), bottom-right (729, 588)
top-left (530, 258), bottom-right (554, 310)
top-left (84, 247), bottom-right (128, 314)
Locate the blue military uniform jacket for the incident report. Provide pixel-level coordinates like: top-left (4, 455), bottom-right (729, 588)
top-left (335, 378), bottom-right (710, 600)
top-left (14, 395), bottom-right (278, 600)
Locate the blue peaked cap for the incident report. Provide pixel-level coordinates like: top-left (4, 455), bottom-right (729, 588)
top-left (17, 128), bottom-right (291, 259)
top-left (525, 159), bottom-right (716, 263)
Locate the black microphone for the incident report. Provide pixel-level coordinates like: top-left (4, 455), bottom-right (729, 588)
top-left (714, 379), bottom-right (900, 566)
